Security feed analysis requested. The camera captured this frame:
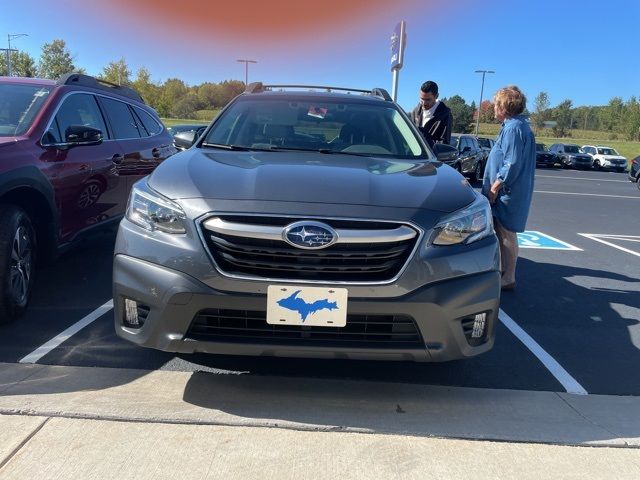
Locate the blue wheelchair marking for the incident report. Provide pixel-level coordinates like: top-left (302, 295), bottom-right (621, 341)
top-left (517, 231), bottom-right (582, 250)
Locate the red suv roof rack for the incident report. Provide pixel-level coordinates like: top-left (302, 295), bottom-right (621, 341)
top-left (57, 73), bottom-right (145, 104)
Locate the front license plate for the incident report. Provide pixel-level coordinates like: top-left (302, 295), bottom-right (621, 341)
top-left (267, 285), bottom-right (348, 327)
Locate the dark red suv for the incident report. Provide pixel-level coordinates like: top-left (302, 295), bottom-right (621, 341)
top-left (0, 73), bottom-right (176, 323)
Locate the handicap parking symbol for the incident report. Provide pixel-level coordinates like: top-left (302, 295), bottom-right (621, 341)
top-left (517, 231), bottom-right (582, 251)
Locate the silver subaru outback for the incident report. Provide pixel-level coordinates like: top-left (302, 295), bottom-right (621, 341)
top-left (113, 83), bottom-right (500, 362)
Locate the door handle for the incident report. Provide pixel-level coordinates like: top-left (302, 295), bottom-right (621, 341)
top-left (111, 154), bottom-right (124, 165)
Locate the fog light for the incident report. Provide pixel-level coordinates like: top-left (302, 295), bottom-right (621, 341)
top-left (471, 313), bottom-right (486, 338)
top-left (124, 298), bottom-right (140, 327)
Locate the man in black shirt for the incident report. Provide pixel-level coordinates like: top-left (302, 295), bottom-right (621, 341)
top-left (410, 81), bottom-right (453, 147)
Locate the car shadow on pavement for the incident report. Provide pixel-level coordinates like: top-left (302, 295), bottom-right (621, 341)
top-left (499, 257), bottom-right (640, 395)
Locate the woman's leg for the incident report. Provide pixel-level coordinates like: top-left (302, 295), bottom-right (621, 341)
top-left (494, 219), bottom-right (519, 286)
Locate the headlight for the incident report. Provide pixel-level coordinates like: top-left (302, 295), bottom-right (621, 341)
top-left (126, 180), bottom-right (187, 234)
top-left (431, 194), bottom-right (493, 246)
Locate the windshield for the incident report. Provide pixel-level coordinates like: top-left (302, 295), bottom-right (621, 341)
top-left (202, 97), bottom-right (429, 158)
top-left (564, 145), bottom-right (581, 153)
top-left (597, 147), bottom-right (618, 155)
top-left (0, 84), bottom-right (52, 136)
top-left (536, 143), bottom-right (548, 151)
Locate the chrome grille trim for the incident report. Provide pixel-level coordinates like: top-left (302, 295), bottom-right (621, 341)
top-left (202, 217), bottom-right (417, 244)
top-left (196, 213), bottom-right (424, 285)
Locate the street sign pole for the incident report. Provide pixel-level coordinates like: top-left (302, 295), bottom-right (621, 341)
top-left (390, 21), bottom-right (406, 102)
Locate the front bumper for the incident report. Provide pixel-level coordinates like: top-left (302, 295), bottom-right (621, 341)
top-left (568, 157), bottom-right (593, 168)
top-left (113, 254), bottom-right (501, 362)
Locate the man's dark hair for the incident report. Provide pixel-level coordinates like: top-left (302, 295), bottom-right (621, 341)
top-left (420, 81), bottom-right (439, 96)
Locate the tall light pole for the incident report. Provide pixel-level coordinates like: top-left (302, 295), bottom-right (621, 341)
top-left (237, 59), bottom-right (257, 86)
top-left (474, 69), bottom-right (494, 136)
top-left (7, 33), bottom-right (28, 77)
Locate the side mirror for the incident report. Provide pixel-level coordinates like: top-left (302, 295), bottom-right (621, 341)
top-left (65, 125), bottom-right (103, 146)
top-left (432, 144), bottom-right (457, 163)
top-left (173, 130), bottom-right (197, 150)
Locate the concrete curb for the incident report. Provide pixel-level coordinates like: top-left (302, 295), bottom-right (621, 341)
top-left (1, 362), bottom-right (639, 447)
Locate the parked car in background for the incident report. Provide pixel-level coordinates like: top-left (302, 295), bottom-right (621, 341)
top-left (548, 143), bottom-right (593, 169)
top-left (477, 136), bottom-right (494, 164)
top-left (167, 124), bottom-right (208, 151)
top-left (0, 73), bottom-right (175, 323)
top-left (448, 134), bottom-right (485, 181)
top-left (432, 143), bottom-right (460, 166)
top-left (581, 145), bottom-right (628, 172)
top-left (629, 155), bottom-right (640, 189)
top-left (535, 143), bottom-right (559, 168)
top-left (113, 82), bottom-right (501, 363)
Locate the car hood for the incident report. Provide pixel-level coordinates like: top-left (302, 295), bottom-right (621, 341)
top-left (148, 149), bottom-right (476, 213)
top-left (0, 136), bottom-right (21, 148)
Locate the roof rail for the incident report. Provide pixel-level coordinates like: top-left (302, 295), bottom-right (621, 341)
top-left (244, 83), bottom-right (394, 101)
top-left (245, 82), bottom-right (264, 93)
top-left (57, 73), bottom-right (145, 104)
top-left (371, 88), bottom-right (392, 101)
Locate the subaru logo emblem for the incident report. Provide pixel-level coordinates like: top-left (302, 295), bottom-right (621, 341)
top-left (283, 221), bottom-right (337, 250)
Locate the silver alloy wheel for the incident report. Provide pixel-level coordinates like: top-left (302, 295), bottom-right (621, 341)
top-left (77, 182), bottom-right (102, 209)
top-left (9, 226), bottom-right (32, 305)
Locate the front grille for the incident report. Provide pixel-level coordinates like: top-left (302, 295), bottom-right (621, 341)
top-left (201, 216), bottom-right (419, 282)
top-left (187, 309), bottom-right (424, 349)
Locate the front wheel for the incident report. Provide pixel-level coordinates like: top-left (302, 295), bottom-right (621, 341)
top-left (593, 160), bottom-right (601, 171)
top-left (0, 205), bottom-right (37, 323)
top-left (473, 161), bottom-right (483, 182)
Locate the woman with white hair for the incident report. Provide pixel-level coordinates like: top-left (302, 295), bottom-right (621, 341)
top-left (483, 85), bottom-right (536, 291)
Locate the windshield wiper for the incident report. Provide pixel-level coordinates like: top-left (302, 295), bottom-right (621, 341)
top-left (200, 143), bottom-right (253, 151)
top-left (260, 145), bottom-right (372, 156)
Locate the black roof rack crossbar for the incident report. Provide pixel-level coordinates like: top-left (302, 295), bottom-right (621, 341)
top-left (57, 73), bottom-right (145, 104)
top-left (245, 82), bottom-right (393, 101)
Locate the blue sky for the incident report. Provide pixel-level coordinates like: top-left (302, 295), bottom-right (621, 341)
top-left (2, 0), bottom-right (638, 112)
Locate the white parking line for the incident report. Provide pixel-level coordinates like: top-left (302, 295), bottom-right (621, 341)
top-left (534, 190), bottom-right (640, 199)
top-left (19, 299), bottom-right (114, 364)
top-left (499, 308), bottom-right (588, 395)
top-left (536, 175), bottom-right (628, 183)
top-left (578, 234), bottom-right (640, 258)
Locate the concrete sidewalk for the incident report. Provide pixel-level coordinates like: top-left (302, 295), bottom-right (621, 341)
top-left (1, 362), bottom-right (639, 479)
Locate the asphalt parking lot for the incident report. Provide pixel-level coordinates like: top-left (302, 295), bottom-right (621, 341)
top-left (1, 168), bottom-right (638, 396)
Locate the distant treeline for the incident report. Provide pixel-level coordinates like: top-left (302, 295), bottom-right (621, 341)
top-left (3, 39), bottom-right (639, 139)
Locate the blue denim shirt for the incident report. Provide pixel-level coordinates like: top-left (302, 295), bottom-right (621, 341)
top-left (482, 115), bottom-right (536, 232)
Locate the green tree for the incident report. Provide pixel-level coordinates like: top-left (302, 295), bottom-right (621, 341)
top-left (551, 99), bottom-right (573, 137)
top-left (622, 97), bottom-right (640, 141)
top-left (0, 51), bottom-right (38, 77)
top-left (217, 80), bottom-right (245, 107)
top-left (445, 95), bottom-right (474, 133)
top-left (101, 58), bottom-right (131, 85)
top-left (532, 91), bottom-right (550, 132)
top-left (132, 67), bottom-right (160, 107)
top-left (158, 78), bottom-right (189, 118)
top-left (38, 39), bottom-right (76, 79)
top-left (600, 97), bottom-right (624, 132)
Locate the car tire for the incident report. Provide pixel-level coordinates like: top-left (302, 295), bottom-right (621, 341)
top-left (0, 205), bottom-right (37, 324)
top-left (593, 160), bottom-right (601, 171)
top-left (473, 162), bottom-right (483, 182)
